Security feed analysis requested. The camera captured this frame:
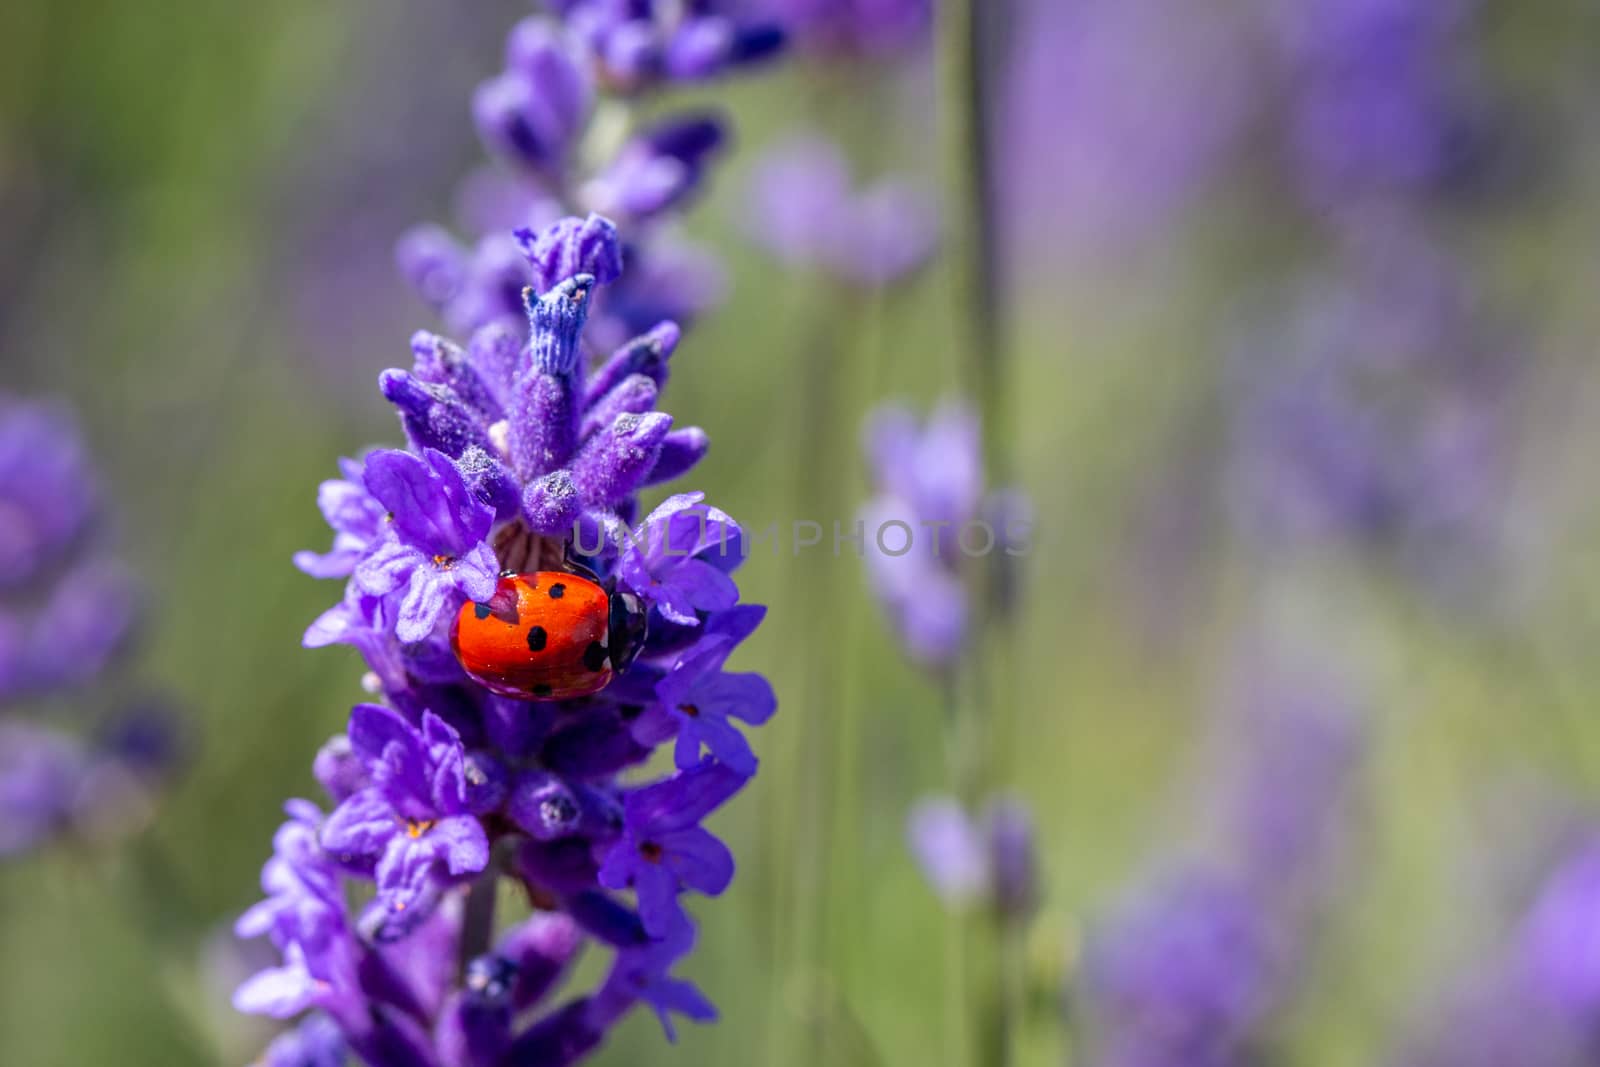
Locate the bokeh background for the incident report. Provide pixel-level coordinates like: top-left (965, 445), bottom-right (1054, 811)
top-left (5, 1), bottom-right (1600, 1064)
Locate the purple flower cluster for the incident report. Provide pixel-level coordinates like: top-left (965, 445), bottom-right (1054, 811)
top-left (858, 401), bottom-right (1025, 668)
top-left (743, 134), bottom-right (939, 288)
top-left (0, 395), bottom-right (178, 857)
top-left (1225, 226), bottom-right (1516, 587)
top-left (235, 217), bottom-right (776, 1064)
top-left (1082, 674), bottom-right (1365, 1067)
top-left (397, 9), bottom-right (781, 356)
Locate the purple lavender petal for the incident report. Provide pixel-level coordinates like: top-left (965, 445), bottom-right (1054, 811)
top-left (234, 943), bottom-right (325, 1019)
top-left (411, 331), bottom-right (503, 423)
top-left (570, 412), bottom-right (674, 508)
top-left (258, 1013), bottom-right (347, 1067)
top-left (516, 214), bottom-right (622, 295)
top-left (320, 788), bottom-right (400, 871)
top-left (659, 825), bottom-right (735, 895)
top-left (380, 369), bottom-right (494, 459)
top-left (585, 322), bottom-right (681, 405)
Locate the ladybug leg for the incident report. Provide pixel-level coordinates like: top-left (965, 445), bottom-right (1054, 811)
top-left (561, 545), bottom-right (603, 584)
top-left (531, 534), bottom-right (570, 573)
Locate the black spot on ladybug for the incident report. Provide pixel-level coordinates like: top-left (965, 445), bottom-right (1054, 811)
top-left (474, 603), bottom-right (492, 620)
top-left (548, 582), bottom-right (566, 600)
top-left (526, 626), bottom-right (548, 652)
top-left (532, 683), bottom-right (554, 698)
top-left (583, 641), bottom-right (608, 672)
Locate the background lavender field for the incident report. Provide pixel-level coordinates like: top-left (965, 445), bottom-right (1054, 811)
top-left (4, 1), bottom-right (1600, 1065)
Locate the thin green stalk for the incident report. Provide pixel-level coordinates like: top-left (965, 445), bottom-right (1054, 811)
top-left (940, 677), bottom-right (974, 1067)
top-left (940, 3), bottom-right (1026, 1066)
top-left (939, 0), bottom-right (1009, 492)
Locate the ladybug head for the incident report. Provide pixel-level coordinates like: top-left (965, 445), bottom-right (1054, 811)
top-left (607, 590), bottom-right (649, 672)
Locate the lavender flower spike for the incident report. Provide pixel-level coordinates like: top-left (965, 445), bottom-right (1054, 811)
top-left (253, 0), bottom-right (786, 1054)
top-left (245, 202), bottom-right (774, 1064)
top-left (859, 400), bottom-right (1024, 667)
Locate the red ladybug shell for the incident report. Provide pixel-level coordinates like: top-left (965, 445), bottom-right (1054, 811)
top-left (450, 571), bottom-right (614, 700)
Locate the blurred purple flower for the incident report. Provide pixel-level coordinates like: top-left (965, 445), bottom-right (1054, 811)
top-left (1264, 0), bottom-right (1487, 208)
top-left (555, 1), bottom-right (785, 89)
top-left (1225, 226), bottom-right (1516, 591)
top-left (0, 396), bottom-right (183, 859)
top-left (1220, 670), bottom-right (1366, 894)
top-left (583, 116), bottom-right (726, 222)
top-left (1084, 659), bottom-right (1366, 1067)
top-left (908, 794), bottom-right (1039, 918)
top-left (1086, 871), bottom-right (1284, 1067)
top-left (1389, 838), bottom-right (1600, 1067)
top-left (1001, 0), bottom-right (1250, 262)
top-left (1518, 840), bottom-right (1600, 1020)
top-left (859, 401), bottom-right (1024, 667)
top-left (475, 18), bottom-right (594, 178)
top-left (744, 134), bottom-right (938, 286)
top-left (987, 797), bottom-right (1040, 920)
top-left (259, 1013), bottom-right (348, 1067)
top-left (907, 797), bottom-right (989, 907)
top-left (0, 722), bottom-right (85, 857)
top-left (757, 0), bottom-right (930, 56)
top-left (0, 395), bottom-right (98, 588)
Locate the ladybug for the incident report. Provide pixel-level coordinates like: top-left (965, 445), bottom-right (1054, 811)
top-left (450, 570), bottom-right (648, 701)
